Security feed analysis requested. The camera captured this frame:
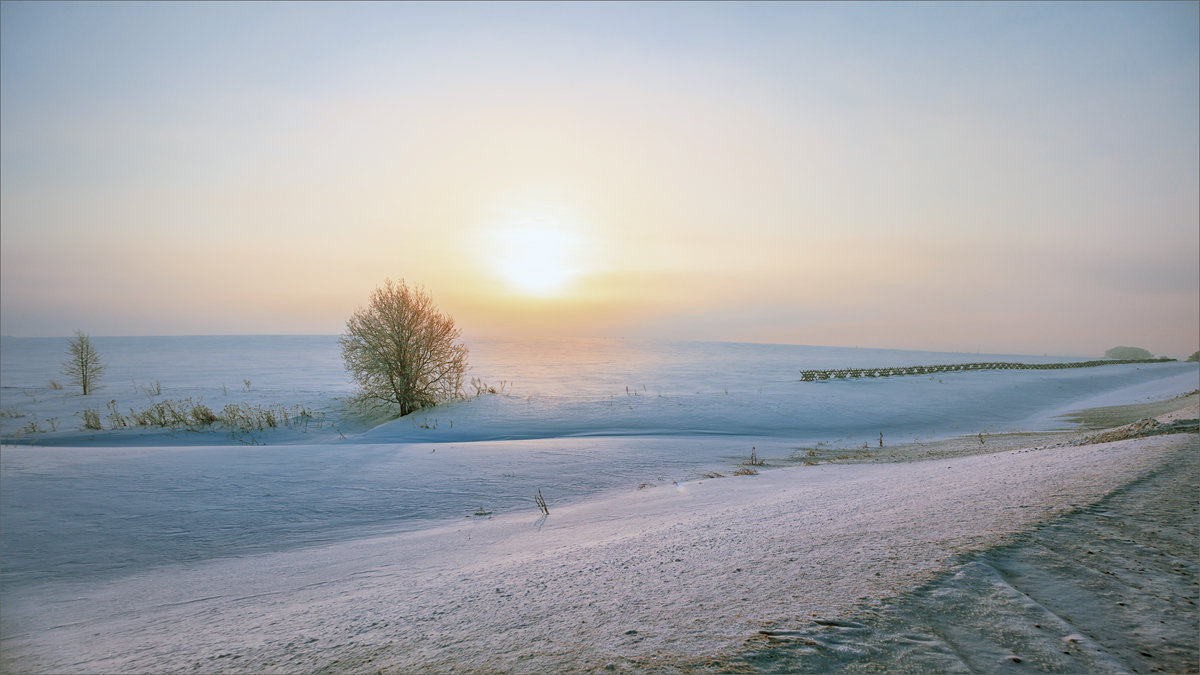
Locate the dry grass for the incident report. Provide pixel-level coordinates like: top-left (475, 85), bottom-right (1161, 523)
top-left (741, 447), bottom-right (766, 467)
top-left (71, 398), bottom-right (319, 434)
top-left (467, 377), bottom-right (509, 397)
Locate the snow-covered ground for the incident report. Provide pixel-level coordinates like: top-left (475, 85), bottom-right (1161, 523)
top-left (4, 336), bottom-right (1196, 447)
top-left (1, 336), bottom-right (1196, 672)
top-left (2, 337), bottom-right (1194, 583)
top-left (2, 432), bottom-right (1194, 673)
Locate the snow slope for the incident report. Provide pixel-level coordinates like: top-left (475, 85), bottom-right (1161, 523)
top-left (1, 433), bottom-right (1192, 673)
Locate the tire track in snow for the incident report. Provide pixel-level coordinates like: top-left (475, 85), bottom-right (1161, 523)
top-left (731, 433), bottom-right (1199, 674)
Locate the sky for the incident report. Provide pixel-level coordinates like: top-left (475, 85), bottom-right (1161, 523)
top-left (2, 1), bottom-right (1198, 357)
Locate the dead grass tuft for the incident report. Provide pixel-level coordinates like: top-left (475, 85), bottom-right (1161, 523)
top-left (741, 447), bottom-right (766, 467)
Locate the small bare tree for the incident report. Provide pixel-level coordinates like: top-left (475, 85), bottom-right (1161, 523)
top-left (341, 279), bottom-right (468, 416)
top-left (63, 330), bottom-right (105, 395)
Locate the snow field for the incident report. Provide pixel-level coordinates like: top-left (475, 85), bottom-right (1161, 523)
top-left (1, 433), bottom-right (1189, 673)
top-left (2, 336), bottom-right (1196, 672)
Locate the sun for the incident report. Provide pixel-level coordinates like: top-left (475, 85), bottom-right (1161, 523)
top-left (490, 219), bottom-right (584, 297)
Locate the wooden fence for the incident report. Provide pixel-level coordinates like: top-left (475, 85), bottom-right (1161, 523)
top-left (799, 358), bottom-right (1173, 382)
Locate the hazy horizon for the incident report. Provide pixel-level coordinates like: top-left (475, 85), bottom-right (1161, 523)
top-left (0, 332), bottom-right (1189, 362)
top-left (3, 1), bottom-right (1197, 356)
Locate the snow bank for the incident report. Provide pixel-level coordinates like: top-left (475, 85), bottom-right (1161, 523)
top-left (2, 432), bottom-right (1191, 673)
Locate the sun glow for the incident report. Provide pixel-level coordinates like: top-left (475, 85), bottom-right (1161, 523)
top-left (489, 218), bottom-right (586, 297)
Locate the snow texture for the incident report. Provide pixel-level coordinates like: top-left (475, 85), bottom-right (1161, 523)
top-left (1, 337), bottom-right (1196, 672)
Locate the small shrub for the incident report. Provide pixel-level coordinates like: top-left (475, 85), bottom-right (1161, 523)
top-left (63, 331), bottom-right (104, 395)
top-left (741, 447), bottom-right (765, 466)
top-left (49, 380), bottom-right (63, 390)
top-left (106, 400), bottom-right (128, 428)
top-left (534, 488), bottom-right (550, 515)
top-left (191, 403), bottom-right (218, 425)
top-left (81, 408), bottom-right (103, 430)
top-left (221, 403), bottom-right (258, 431)
top-left (733, 466), bottom-right (758, 476)
top-left (128, 402), bottom-right (164, 427)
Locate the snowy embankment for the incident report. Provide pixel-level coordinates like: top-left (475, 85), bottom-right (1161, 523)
top-left (2, 408), bottom-right (1195, 673)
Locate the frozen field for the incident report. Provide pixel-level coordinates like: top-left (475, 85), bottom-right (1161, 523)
top-left (3, 336), bottom-right (1195, 447)
top-left (1, 336), bottom-right (1196, 672)
top-left (1, 336), bottom-right (1196, 584)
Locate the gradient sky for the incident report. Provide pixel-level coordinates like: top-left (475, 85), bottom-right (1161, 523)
top-left (2, 1), bottom-right (1197, 356)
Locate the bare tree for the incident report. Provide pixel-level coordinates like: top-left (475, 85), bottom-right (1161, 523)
top-left (63, 330), bottom-right (105, 395)
top-left (340, 279), bottom-right (468, 416)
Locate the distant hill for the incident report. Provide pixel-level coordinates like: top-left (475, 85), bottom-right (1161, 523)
top-left (1104, 346), bottom-right (1154, 360)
